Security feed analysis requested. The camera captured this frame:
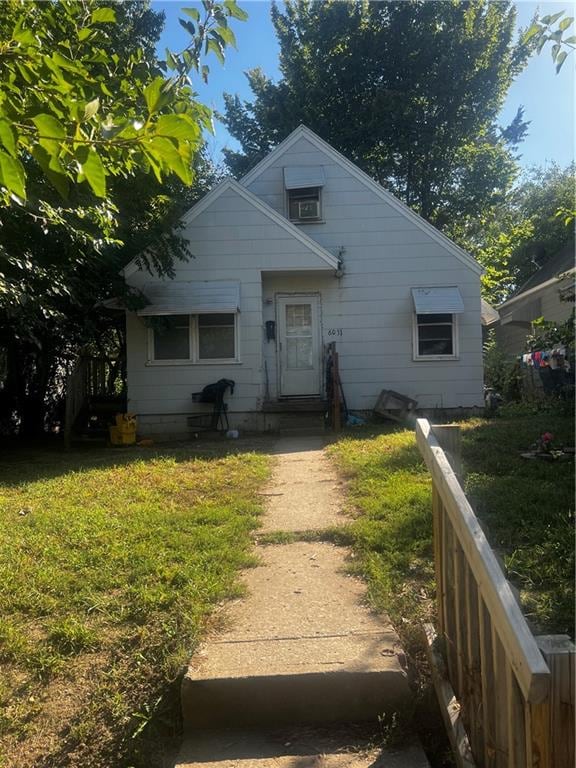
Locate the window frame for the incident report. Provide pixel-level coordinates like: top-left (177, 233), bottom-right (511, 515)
top-left (412, 312), bottom-right (459, 361)
top-left (286, 186), bottom-right (323, 223)
top-left (146, 313), bottom-right (240, 365)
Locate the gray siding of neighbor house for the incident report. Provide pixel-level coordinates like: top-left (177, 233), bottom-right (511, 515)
top-left (496, 276), bottom-right (575, 355)
top-left (125, 133), bottom-right (484, 436)
top-left (251, 135), bottom-right (483, 410)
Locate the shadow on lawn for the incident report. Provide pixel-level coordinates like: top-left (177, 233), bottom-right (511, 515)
top-left (0, 433), bottom-right (276, 487)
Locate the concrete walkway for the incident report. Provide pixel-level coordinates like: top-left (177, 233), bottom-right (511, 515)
top-left (176, 437), bottom-right (429, 768)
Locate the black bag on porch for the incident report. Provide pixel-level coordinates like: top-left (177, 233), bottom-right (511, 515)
top-left (190, 379), bottom-right (236, 432)
top-left (192, 379), bottom-right (235, 404)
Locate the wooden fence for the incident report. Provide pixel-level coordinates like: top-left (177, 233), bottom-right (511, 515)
top-left (64, 355), bottom-right (123, 449)
top-left (415, 418), bottom-right (575, 768)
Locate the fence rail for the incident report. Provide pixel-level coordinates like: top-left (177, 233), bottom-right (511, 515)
top-left (415, 418), bottom-right (575, 768)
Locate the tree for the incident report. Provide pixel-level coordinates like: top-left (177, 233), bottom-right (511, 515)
top-left (466, 163), bottom-right (575, 304)
top-left (523, 9), bottom-right (575, 72)
top-left (0, 0), bottom-right (246, 225)
top-left (0, 0), bottom-right (244, 435)
top-left (222, 0), bottom-right (532, 228)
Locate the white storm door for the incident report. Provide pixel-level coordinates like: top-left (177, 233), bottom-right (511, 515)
top-left (277, 296), bottom-right (321, 397)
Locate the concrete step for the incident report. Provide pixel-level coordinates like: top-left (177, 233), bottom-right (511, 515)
top-left (181, 543), bottom-right (410, 730)
top-left (176, 727), bottom-right (430, 767)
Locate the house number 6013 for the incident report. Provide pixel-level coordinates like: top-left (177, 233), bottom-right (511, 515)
top-left (327, 328), bottom-right (343, 336)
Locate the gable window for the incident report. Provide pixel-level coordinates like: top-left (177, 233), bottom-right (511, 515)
top-left (283, 166), bottom-right (326, 223)
top-left (288, 187), bottom-right (322, 222)
top-left (148, 314), bottom-right (238, 364)
top-left (414, 313), bottom-right (457, 359)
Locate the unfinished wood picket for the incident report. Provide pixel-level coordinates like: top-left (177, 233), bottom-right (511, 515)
top-left (415, 418), bottom-right (575, 768)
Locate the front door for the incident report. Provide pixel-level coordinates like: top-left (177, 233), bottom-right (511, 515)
top-left (277, 295), bottom-right (321, 397)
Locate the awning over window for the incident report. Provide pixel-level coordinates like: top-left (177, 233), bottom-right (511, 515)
top-left (283, 166), bottom-right (326, 190)
top-left (411, 286), bottom-right (465, 314)
top-left (137, 281), bottom-right (240, 316)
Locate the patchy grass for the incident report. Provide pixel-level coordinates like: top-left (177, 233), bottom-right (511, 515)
top-left (328, 412), bottom-right (575, 643)
top-left (328, 414), bottom-right (574, 766)
top-left (0, 441), bottom-right (270, 768)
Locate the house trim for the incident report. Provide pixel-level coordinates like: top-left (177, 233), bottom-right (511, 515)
top-left (497, 267), bottom-right (576, 310)
top-left (123, 177), bottom-right (339, 278)
top-left (241, 125), bottom-right (483, 276)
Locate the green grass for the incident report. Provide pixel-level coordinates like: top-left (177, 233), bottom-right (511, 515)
top-left (0, 442), bottom-right (270, 768)
top-left (328, 413), bottom-right (575, 645)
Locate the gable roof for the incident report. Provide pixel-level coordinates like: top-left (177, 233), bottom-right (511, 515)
top-left (241, 125), bottom-right (483, 275)
top-left (124, 177), bottom-right (339, 277)
top-left (505, 243), bottom-right (575, 304)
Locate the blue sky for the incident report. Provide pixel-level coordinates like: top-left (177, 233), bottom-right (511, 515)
top-left (153, 0), bottom-right (575, 172)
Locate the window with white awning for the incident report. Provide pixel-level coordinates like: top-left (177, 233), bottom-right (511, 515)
top-left (411, 287), bottom-right (464, 360)
top-left (139, 282), bottom-right (240, 364)
top-left (137, 281), bottom-right (240, 316)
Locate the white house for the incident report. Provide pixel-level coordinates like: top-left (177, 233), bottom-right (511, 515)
top-left (123, 126), bottom-right (484, 436)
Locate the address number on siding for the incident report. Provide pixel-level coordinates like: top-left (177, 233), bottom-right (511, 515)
top-left (327, 328), bottom-right (343, 336)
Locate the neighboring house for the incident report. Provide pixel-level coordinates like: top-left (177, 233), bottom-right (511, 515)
top-left (123, 126), bottom-right (484, 436)
top-left (493, 244), bottom-right (575, 355)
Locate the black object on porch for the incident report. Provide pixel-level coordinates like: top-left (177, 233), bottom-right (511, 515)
top-left (190, 379), bottom-right (235, 432)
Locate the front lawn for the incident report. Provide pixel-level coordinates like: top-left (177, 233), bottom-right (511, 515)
top-left (329, 411), bottom-right (574, 765)
top-left (0, 442), bottom-right (270, 768)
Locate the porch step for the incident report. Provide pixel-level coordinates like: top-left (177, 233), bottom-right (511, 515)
top-left (279, 411), bottom-right (325, 435)
top-left (262, 398), bottom-right (328, 413)
top-left (181, 543), bottom-right (410, 731)
top-left (176, 727), bottom-right (430, 767)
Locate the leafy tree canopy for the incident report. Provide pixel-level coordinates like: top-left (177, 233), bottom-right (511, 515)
top-left (222, 0), bottom-right (533, 227)
top-left (0, 0), bottom-right (245, 234)
top-left (469, 163), bottom-right (575, 304)
top-left (523, 9), bottom-right (575, 72)
top-left (0, 0), bottom-right (245, 435)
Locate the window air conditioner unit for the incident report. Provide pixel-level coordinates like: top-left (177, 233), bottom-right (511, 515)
top-left (296, 199), bottom-right (319, 219)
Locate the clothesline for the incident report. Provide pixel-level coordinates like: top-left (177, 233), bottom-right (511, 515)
top-left (519, 346), bottom-right (570, 371)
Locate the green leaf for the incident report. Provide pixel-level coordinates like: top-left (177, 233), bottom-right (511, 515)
top-left (12, 18), bottom-right (36, 46)
top-left (79, 148), bottom-right (106, 197)
top-left (522, 23), bottom-right (542, 44)
top-left (143, 76), bottom-right (168, 115)
top-left (179, 18), bottom-right (196, 36)
top-left (0, 150), bottom-right (26, 200)
top-left (83, 98), bottom-right (100, 121)
top-left (556, 50), bottom-right (568, 72)
top-left (223, 0), bottom-right (248, 21)
top-left (181, 8), bottom-right (200, 22)
top-left (154, 113), bottom-right (200, 142)
top-left (78, 27), bottom-right (94, 42)
top-left (559, 17), bottom-right (573, 32)
top-left (31, 144), bottom-right (69, 198)
top-left (545, 11), bottom-right (565, 25)
top-left (551, 43), bottom-right (561, 62)
top-left (32, 114), bottom-right (66, 156)
top-left (564, 36), bottom-right (576, 44)
top-left (215, 25), bottom-right (237, 48)
top-left (91, 7), bottom-right (116, 24)
top-left (206, 37), bottom-right (225, 64)
top-left (146, 137), bottom-right (192, 184)
top-left (0, 120), bottom-right (17, 157)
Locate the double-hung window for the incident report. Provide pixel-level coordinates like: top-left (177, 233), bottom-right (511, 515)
top-left (149, 313), bottom-right (238, 363)
top-left (414, 313), bottom-right (457, 358)
top-left (411, 287), bottom-right (463, 360)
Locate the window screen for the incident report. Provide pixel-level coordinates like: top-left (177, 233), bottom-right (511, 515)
top-left (153, 315), bottom-right (190, 360)
top-left (198, 314), bottom-right (236, 360)
top-left (288, 187), bottom-right (321, 220)
top-left (416, 313), bottom-right (454, 357)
